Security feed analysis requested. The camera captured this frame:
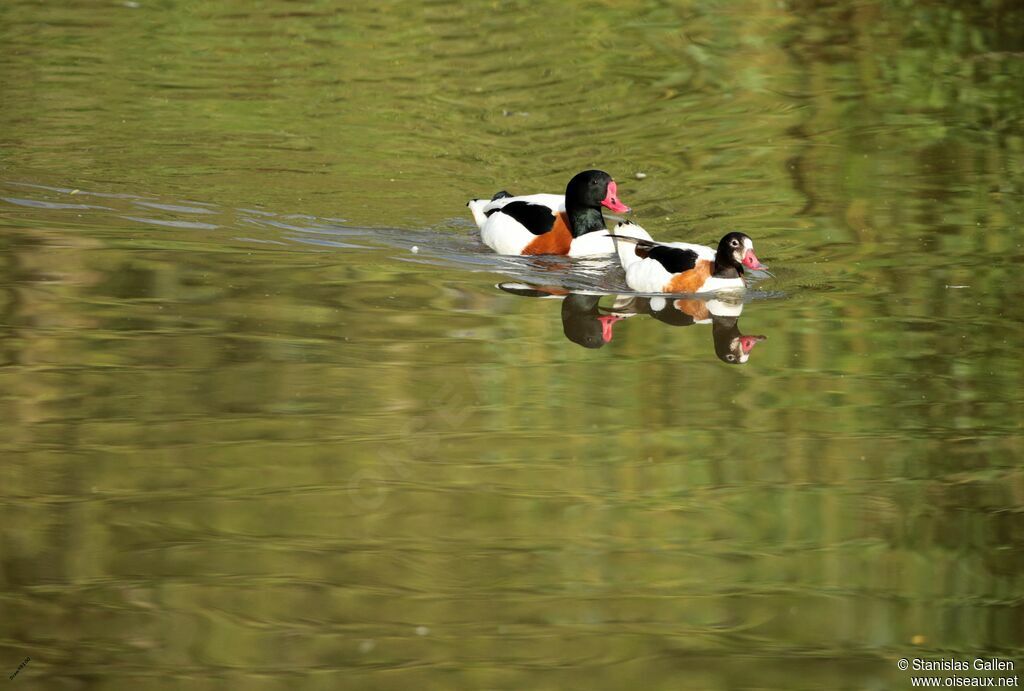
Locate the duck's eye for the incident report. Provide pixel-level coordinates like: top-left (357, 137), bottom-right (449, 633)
top-left (730, 239), bottom-right (740, 248)
top-left (726, 354), bottom-right (736, 362)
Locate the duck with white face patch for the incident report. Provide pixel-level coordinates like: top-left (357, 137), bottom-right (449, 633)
top-left (609, 222), bottom-right (767, 295)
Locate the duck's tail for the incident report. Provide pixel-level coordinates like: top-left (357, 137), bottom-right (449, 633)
top-left (608, 221), bottom-right (653, 269)
top-left (466, 190), bottom-right (514, 228)
top-left (467, 199), bottom-right (490, 227)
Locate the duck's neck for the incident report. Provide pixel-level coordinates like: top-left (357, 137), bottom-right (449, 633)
top-left (712, 316), bottom-right (740, 343)
top-left (713, 250), bottom-right (743, 279)
top-left (566, 206), bottom-right (606, 238)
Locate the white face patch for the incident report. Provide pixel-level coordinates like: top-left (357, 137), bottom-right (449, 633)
top-left (733, 236), bottom-right (753, 265)
top-left (729, 338), bottom-right (751, 364)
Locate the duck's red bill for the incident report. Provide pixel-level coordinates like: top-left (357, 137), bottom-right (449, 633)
top-left (740, 335), bottom-right (766, 353)
top-left (742, 250), bottom-right (765, 270)
top-left (601, 181), bottom-right (630, 214)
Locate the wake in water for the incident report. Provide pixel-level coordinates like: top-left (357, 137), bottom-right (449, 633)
top-left (0, 179), bottom-right (781, 299)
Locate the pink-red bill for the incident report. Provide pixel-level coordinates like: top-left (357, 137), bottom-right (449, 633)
top-left (742, 250), bottom-right (765, 270)
top-left (739, 335), bottom-right (766, 353)
top-left (598, 315), bottom-right (623, 343)
top-left (600, 180), bottom-right (630, 214)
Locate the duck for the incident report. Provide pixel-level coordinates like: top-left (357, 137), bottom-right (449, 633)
top-left (467, 170), bottom-right (634, 257)
top-left (611, 221), bottom-right (765, 294)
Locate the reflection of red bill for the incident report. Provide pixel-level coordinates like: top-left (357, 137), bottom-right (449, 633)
top-left (597, 314), bottom-right (623, 343)
top-left (600, 181), bottom-right (630, 214)
top-left (739, 335), bottom-right (767, 353)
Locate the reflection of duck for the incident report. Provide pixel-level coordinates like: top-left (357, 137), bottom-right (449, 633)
top-left (498, 284), bottom-right (627, 348)
top-left (611, 221), bottom-right (765, 294)
top-left (497, 284), bottom-right (767, 363)
top-left (631, 297), bottom-right (766, 364)
top-left (560, 294), bottom-right (626, 348)
top-left (467, 170), bottom-right (636, 257)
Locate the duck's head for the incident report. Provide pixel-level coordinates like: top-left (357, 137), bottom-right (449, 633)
top-left (715, 232), bottom-right (765, 274)
top-left (565, 170), bottom-right (630, 216)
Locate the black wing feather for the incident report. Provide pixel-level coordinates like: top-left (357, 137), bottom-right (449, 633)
top-left (649, 309), bottom-right (698, 328)
top-left (485, 201), bottom-right (556, 235)
top-left (647, 245), bottom-right (699, 274)
top-left (608, 233), bottom-right (700, 273)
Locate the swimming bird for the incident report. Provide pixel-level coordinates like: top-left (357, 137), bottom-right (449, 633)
top-left (467, 170), bottom-right (633, 256)
top-left (611, 221), bottom-right (765, 294)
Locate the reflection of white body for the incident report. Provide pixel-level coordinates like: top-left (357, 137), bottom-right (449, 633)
top-left (613, 221), bottom-right (747, 294)
top-left (639, 295), bottom-right (761, 364)
top-left (645, 296), bottom-right (744, 323)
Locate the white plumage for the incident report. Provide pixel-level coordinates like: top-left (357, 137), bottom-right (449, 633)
top-left (468, 194), bottom-right (565, 255)
top-left (568, 222), bottom-right (648, 258)
top-left (470, 194), bottom-right (565, 223)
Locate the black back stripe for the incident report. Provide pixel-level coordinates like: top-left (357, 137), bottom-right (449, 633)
top-left (485, 201), bottom-right (556, 235)
top-left (649, 308), bottom-right (697, 327)
top-left (647, 245), bottom-right (699, 274)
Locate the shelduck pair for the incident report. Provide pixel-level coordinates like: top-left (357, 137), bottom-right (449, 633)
top-left (468, 169), bottom-right (766, 294)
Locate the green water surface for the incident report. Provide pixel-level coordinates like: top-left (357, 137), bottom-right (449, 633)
top-left (2, 1), bottom-right (1023, 689)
